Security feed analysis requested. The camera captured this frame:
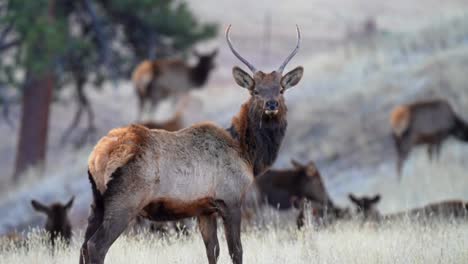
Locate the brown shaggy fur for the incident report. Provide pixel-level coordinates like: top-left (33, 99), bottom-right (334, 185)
top-left (87, 125), bottom-right (152, 193)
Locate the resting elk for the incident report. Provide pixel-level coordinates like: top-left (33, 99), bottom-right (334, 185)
top-left (80, 25), bottom-right (303, 264)
top-left (31, 197), bottom-right (74, 247)
top-left (132, 49), bottom-right (218, 120)
top-left (255, 160), bottom-right (333, 210)
top-left (390, 99), bottom-right (468, 178)
top-left (348, 193), bottom-right (468, 223)
top-left (247, 159), bottom-right (337, 229)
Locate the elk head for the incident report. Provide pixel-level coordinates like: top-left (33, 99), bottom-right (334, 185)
top-left (193, 49), bottom-right (218, 70)
top-left (348, 193), bottom-right (380, 216)
top-left (291, 159), bottom-right (332, 206)
top-left (226, 25), bottom-right (303, 117)
top-left (31, 196), bottom-right (74, 244)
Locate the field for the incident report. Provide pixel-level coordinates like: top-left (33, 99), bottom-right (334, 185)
top-left (2, 0), bottom-right (468, 263)
top-left (2, 219), bottom-right (468, 264)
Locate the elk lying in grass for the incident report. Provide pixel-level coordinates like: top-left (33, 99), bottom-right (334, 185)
top-left (31, 197), bottom-right (74, 247)
top-left (390, 99), bottom-right (468, 179)
top-left (132, 49), bottom-right (218, 120)
top-left (80, 25), bottom-right (303, 264)
top-left (255, 160), bottom-right (333, 210)
top-left (348, 193), bottom-right (468, 223)
top-left (247, 159), bottom-right (334, 229)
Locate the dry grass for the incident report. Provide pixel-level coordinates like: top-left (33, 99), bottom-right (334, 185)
top-left (1, 220), bottom-right (468, 264)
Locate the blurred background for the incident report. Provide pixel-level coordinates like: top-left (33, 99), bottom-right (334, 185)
top-left (1, 0), bottom-right (468, 235)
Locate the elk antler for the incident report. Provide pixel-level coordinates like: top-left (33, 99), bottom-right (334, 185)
top-left (277, 25), bottom-right (301, 73)
top-left (226, 25), bottom-right (257, 73)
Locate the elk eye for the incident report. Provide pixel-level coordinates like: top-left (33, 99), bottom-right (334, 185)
top-left (253, 90), bottom-right (259, 95)
top-left (280, 89), bottom-right (285, 94)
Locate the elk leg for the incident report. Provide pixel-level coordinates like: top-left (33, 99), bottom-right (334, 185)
top-left (296, 208), bottom-right (305, 229)
top-left (137, 93), bottom-right (146, 121)
top-left (435, 141), bottom-right (443, 160)
top-left (80, 203), bottom-right (104, 264)
top-left (198, 214), bottom-right (219, 264)
top-left (427, 144), bottom-right (434, 161)
top-left (394, 134), bottom-right (411, 180)
top-left (222, 207), bottom-right (243, 264)
top-left (86, 205), bottom-right (135, 264)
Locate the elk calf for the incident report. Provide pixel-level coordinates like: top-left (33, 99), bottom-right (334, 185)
top-left (390, 99), bottom-right (468, 178)
top-left (31, 197), bottom-right (74, 246)
top-left (132, 49), bottom-right (217, 120)
top-left (80, 25), bottom-right (303, 264)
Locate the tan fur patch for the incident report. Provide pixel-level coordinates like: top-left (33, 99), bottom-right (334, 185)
top-left (132, 60), bottom-right (154, 95)
top-left (390, 105), bottom-right (410, 136)
top-left (88, 125), bottom-right (151, 193)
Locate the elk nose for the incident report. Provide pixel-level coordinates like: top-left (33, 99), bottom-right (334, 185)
top-left (265, 100), bottom-right (279, 111)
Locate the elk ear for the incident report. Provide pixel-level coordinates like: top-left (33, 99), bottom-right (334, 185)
top-left (348, 194), bottom-right (359, 205)
top-left (65, 196), bottom-right (74, 211)
top-left (371, 194), bottom-right (381, 204)
top-left (281, 66), bottom-right (303, 90)
top-left (31, 200), bottom-right (50, 215)
top-left (232, 67), bottom-right (254, 90)
top-left (290, 159), bottom-right (303, 169)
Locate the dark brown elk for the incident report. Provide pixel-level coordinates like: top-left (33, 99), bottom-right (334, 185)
top-left (348, 193), bottom-right (381, 222)
top-left (390, 99), bottom-right (468, 179)
top-left (348, 193), bottom-right (468, 223)
top-left (80, 25), bottom-right (303, 264)
top-left (249, 159), bottom-right (335, 229)
top-left (132, 49), bottom-right (218, 120)
top-left (31, 197), bottom-right (74, 247)
top-left (255, 160), bottom-right (333, 210)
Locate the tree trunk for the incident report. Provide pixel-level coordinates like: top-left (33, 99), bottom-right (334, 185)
top-left (13, 72), bottom-right (55, 181)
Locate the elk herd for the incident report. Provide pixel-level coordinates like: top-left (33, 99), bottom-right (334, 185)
top-left (3, 25), bottom-right (468, 264)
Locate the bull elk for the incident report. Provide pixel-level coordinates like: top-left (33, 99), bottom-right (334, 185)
top-left (80, 25), bottom-right (303, 264)
top-left (31, 197), bottom-right (74, 247)
top-left (390, 99), bottom-right (468, 179)
top-left (348, 193), bottom-right (468, 223)
top-left (132, 49), bottom-right (218, 120)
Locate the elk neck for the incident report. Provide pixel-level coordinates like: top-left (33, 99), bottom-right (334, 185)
top-left (189, 60), bottom-right (213, 87)
top-left (228, 97), bottom-right (287, 176)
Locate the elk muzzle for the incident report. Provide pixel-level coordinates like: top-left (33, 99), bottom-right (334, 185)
top-left (264, 100), bottom-right (279, 115)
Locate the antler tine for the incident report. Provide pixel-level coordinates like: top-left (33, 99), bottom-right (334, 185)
top-left (278, 25), bottom-right (301, 73)
top-left (226, 25), bottom-right (257, 73)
